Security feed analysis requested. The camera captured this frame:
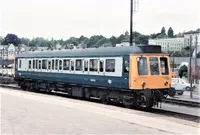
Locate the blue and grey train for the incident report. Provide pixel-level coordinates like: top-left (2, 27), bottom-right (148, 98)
top-left (14, 45), bottom-right (175, 108)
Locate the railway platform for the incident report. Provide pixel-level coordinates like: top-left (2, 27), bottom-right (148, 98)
top-left (1, 87), bottom-right (199, 134)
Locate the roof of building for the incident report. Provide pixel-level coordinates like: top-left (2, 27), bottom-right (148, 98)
top-left (17, 45), bottom-right (164, 58)
top-left (15, 44), bottom-right (31, 51)
top-left (184, 29), bottom-right (200, 34)
top-left (149, 37), bottom-right (184, 41)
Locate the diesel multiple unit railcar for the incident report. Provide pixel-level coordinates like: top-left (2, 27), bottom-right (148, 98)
top-left (14, 45), bottom-right (175, 108)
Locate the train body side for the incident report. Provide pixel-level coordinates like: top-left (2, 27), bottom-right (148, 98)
top-left (14, 55), bottom-right (130, 90)
top-left (14, 54), bottom-right (172, 91)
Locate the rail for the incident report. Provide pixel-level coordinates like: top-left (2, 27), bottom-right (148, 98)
top-left (162, 98), bottom-right (200, 108)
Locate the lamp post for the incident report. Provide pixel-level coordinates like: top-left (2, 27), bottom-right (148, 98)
top-left (130, 0), bottom-right (133, 46)
top-left (189, 35), bottom-right (193, 98)
top-left (195, 36), bottom-right (198, 84)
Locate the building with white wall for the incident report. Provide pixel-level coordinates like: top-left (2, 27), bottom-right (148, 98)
top-left (0, 44), bottom-right (30, 60)
top-left (184, 29), bottom-right (200, 47)
top-left (116, 39), bottom-right (135, 47)
top-left (148, 37), bottom-right (185, 52)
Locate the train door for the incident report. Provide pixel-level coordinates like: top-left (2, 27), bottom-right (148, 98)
top-left (23, 59), bottom-right (28, 72)
top-left (70, 59), bottom-right (75, 74)
top-left (83, 58), bottom-right (89, 75)
top-left (98, 58), bottom-right (105, 76)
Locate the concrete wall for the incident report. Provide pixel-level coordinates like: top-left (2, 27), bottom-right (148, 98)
top-left (170, 57), bottom-right (200, 66)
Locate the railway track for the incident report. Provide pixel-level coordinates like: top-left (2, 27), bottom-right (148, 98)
top-left (0, 83), bottom-right (199, 123)
top-left (162, 98), bottom-right (200, 108)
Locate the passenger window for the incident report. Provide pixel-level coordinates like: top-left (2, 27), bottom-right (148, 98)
top-left (59, 60), bottom-right (62, 70)
top-left (149, 57), bottom-right (159, 75)
top-left (42, 60), bottom-right (47, 69)
top-left (160, 57), bottom-right (169, 75)
top-left (106, 59), bottom-right (115, 72)
top-left (52, 60), bottom-right (54, 70)
top-left (99, 60), bottom-right (104, 72)
top-left (33, 60), bottom-right (35, 69)
top-left (48, 60), bottom-right (51, 70)
top-left (39, 60), bottom-right (41, 69)
top-left (19, 60), bottom-right (22, 68)
top-left (137, 57), bottom-right (148, 75)
top-left (28, 60), bottom-right (31, 69)
top-left (36, 60), bottom-right (38, 69)
top-left (90, 59), bottom-right (98, 71)
top-left (71, 60), bottom-right (74, 71)
top-left (124, 60), bottom-right (129, 73)
top-left (84, 60), bottom-right (88, 71)
top-left (76, 59), bottom-right (83, 71)
top-left (63, 60), bottom-right (70, 70)
top-left (55, 59), bottom-right (58, 70)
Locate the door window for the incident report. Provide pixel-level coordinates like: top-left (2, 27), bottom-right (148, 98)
top-left (149, 57), bottom-right (159, 75)
top-left (160, 57), bottom-right (169, 75)
top-left (137, 57), bottom-right (148, 75)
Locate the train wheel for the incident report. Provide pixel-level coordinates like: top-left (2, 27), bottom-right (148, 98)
top-left (168, 87), bottom-right (176, 97)
top-left (21, 86), bottom-right (27, 91)
top-left (138, 95), bottom-right (153, 109)
top-left (122, 95), bottom-right (136, 109)
top-left (45, 83), bottom-right (52, 93)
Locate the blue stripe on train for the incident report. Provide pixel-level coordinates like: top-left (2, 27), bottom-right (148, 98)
top-left (16, 71), bottom-right (129, 89)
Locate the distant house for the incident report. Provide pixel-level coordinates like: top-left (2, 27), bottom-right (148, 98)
top-left (0, 45), bottom-right (9, 59)
top-left (29, 45), bottom-right (54, 51)
top-left (148, 38), bottom-right (185, 52)
top-left (116, 39), bottom-right (135, 47)
top-left (184, 28), bottom-right (200, 47)
top-left (76, 44), bottom-right (87, 49)
top-left (61, 44), bottom-right (74, 50)
top-left (0, 44), bottom-right (30, 60)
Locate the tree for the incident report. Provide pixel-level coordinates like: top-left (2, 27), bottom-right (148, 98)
top-left (65, 37), bottom-right (79, 46)
top-left (2, 34), bottom-right (21, 46)
top-left (29, 37), bottom-right (49, 47)
top-left (161, 27), bottom-right (166, 35)
top-left (21, 37), bottom-right (30, 45)
top-left (79, 35), bottom-right (88, 44)
top-left (116, 34), bottom-right (125, 44)
top-left (109, 36), bottom-right (117, 47)
top-left (95, 38), bottom-right (110, 47)
top-left (124, 31), bottom-right (129, 39)
top-left (149, 33), bottom-right (157, 39)
top-left (168, 27), bottom-right (174, 37)
top-left (137, 35), bottom-right (149, 44)
top-left (87, 35), bottom-right (105, 48)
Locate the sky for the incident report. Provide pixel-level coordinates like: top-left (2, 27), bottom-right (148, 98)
top-left (0, 0), bottom-right (199, 39)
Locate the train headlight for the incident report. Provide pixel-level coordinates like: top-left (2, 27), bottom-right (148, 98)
top-left (164, 81), bottom-right (168, 86)
top-left (142, 82), bottom-right (146, 89)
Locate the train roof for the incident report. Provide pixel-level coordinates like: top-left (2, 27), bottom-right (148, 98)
top-left (17, 45), bottom-right (165, 58)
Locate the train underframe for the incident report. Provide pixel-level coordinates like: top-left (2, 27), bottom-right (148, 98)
top-left (16, 79), bottom-right (176, 109)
